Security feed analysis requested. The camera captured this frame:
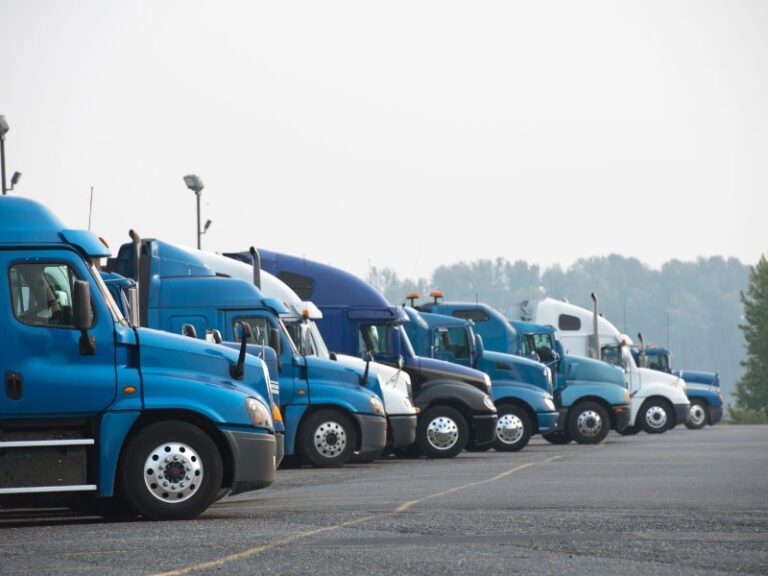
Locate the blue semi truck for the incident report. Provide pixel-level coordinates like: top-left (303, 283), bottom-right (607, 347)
top-left (400, 298), bottom-right (559, 451)
top-left (184, 247), bottom-right (419, 458)
top-left (631, 344), bottom-right (723, 429)
top-left (415, 291), bottom-right (632, 444)
top-left (105, 237), bottom-right (389, 468)
top-left (227, 249), bottom-right (499, 459)
top-left (0, 197), bottom-right (279, 520)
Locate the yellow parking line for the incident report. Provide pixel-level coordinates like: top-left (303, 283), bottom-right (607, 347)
top-left (154, 455), bottom-right (563, 576)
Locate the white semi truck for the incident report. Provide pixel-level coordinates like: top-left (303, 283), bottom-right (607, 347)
top-left (190, 248), bottom-right (419, 457)
top-left (515, 294), bottom-right (690, 434)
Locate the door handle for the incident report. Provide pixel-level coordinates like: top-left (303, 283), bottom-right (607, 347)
top-left (5, 371), bottom-right (23, 400)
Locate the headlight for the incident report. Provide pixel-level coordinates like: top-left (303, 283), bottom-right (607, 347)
top-left (483, 394), bottom-right (497, 412)
top-left (544, 396), bottom-right (556, 411)
top-left (369, 395), bottom-right (386, 415)
top-left (246, 397), bottom-right (274, 430)
top-left (483, 373), bottom-right (493, 395)
top-left (625, 391), bottom-right (631, 403)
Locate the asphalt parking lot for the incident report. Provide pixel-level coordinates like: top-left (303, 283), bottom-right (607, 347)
top-left (1, 424), bottom-right (766, 576)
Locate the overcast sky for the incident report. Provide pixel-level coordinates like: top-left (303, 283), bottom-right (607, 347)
top-left (2, 1), bottom-right (766, 280)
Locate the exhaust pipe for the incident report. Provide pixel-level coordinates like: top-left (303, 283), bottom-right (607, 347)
top-left (589, 292), bottom-right (600, 360)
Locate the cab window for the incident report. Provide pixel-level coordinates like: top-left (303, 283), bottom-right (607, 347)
top-left (359, 323), bottom-right (391, 356)
top-left (433, 326), bottom-right (470, 359)
top-left (10, 263), bottom-right (79, 327)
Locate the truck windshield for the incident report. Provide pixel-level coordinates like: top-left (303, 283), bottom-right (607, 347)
top-left (282, 317), bottom-right (331, 359)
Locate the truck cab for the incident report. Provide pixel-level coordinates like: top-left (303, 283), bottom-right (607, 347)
top-left (228, 249), bottom-right (499, 459)
top-left (518, 295), bottom-right (691, 434)
top-left (400, 299), bottom-right (559, 451)
top-left (180, 247), bottom-right (418, 457)
top-left (631, 346), bottom-right (723, 430)
top-left (416, 293), bottom-right (631, 444)
top-left (0, 197), bottom-right (278, 520)
top-left (106, 238), bottom-right (387, 468)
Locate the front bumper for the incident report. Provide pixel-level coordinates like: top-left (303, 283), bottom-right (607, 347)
top-left (536, 409), bottom-right (561, 435)
top-left (675, 403), bottom-right (692, 427)
top-left (708, 404), bottom-right (724, 426)
top-left (470, 412), bottom-right (499, 446)
top-left (222, 429), bottom-right (276, 496)
top-left (352, 413), bottom-right (388, 461)
top-left (612, 403), bottom-right (632, 432)
top-left (387, 413), bottom-right (418, 450)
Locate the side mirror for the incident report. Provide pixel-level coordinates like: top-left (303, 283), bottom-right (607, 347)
top-left (270, 326), bottom-right (283, 372)
top-left (73, 280), bottom-right (95, 355)
top-left (230, 322), bottom-right (253, 380)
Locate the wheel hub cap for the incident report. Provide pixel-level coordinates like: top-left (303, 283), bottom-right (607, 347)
top-left (690, 404), bottom-right (706, 426)
top-left (314, 421), bottom-right (347, 457)
top-left (646, 406), bottom-right (668, 429)
top-left (576, 410), bottom-right (603, 438)
top-left (496, 413), bottom-right (524, 445)
top-left (426, 416), bottom-right (459, 450)
top-left (143, 442), bottom-right (203, 504)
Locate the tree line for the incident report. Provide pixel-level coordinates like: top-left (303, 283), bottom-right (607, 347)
top-left (368, 254), bottom-right (755, 419)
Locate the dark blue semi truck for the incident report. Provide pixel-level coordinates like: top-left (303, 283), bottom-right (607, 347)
top-left (226, 249), bottom-right (499, 459)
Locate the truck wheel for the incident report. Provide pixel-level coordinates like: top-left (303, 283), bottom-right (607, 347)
top-left (416, 406), bottom-right (468, 459)
top-left (543, 429), bottom-right (573, 444)
top-left (493, 405), bottom-right (531, 452)
top-left (569, 401), bottom-right (610, 444)
top-left (685, 399), bottom-right (708, 430)
top-left (119, 421), bottom-right (223, 521)
top-left (298, 409), bottom-right (356, 468)
top-left (639, 399), bottom-right (673, 433)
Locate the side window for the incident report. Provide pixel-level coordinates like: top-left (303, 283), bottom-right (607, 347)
top-left (432, 327), bottom-right (470, 359)
top-left (359, 323), bottom-right (391, 355)
top-left (531, 333), bottom-right (554, 361)
top-left (10, 263), bottom-right (78, 327)
top-left (558, 314), bottom-right (581, 331)
top-left (452, 308), bottom-right (489, 323)
top-left (234, 317), bottom-right (271, 346)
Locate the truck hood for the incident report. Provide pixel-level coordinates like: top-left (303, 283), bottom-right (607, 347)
top-left (332, 354), bottom-right (416, 416)
top-left (134, 327), bottom-right (273, 401)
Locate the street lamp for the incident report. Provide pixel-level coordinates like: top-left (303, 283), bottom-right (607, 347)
top-left (183, 174), bottom-right (208, 249)
top-left (9, 171), bottom-right (21, 192)
top-left (1, 115), bottom-right (10, 195)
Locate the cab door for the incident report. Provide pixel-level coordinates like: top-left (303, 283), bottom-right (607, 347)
top-left (0, 251), bottom-right (119, 417)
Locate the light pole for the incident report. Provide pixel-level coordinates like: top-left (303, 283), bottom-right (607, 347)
top-left (183, 174), bottom-right (206, 249)
top-left (0, 115), bottom-right (9, 195)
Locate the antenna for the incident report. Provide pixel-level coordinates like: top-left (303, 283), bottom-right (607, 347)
top-left (88, 186), bottom-right (94, 230)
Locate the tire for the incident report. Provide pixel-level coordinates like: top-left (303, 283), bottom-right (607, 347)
top-left (639, 399), bottom-right (673, 434)
top-left (492, 404), bottom-right (532, 452)
top-left (415, 405), bottom-right (468, 459)
top-left (543, 429), bottom-right (573, 445)
top-left (568, 401), bottom-right (610, 444)
top-left (119, 421), bottom-right (223, 521)
top-left (685, 399), bottom-right (708, 430)
top-left (298, 409), bottom-right (356, 468)
top-left (617, 425), bottom-right (640, 436)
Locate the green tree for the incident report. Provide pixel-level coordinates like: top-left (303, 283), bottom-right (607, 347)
top-left (730, 254), bottom-right (768, 423)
